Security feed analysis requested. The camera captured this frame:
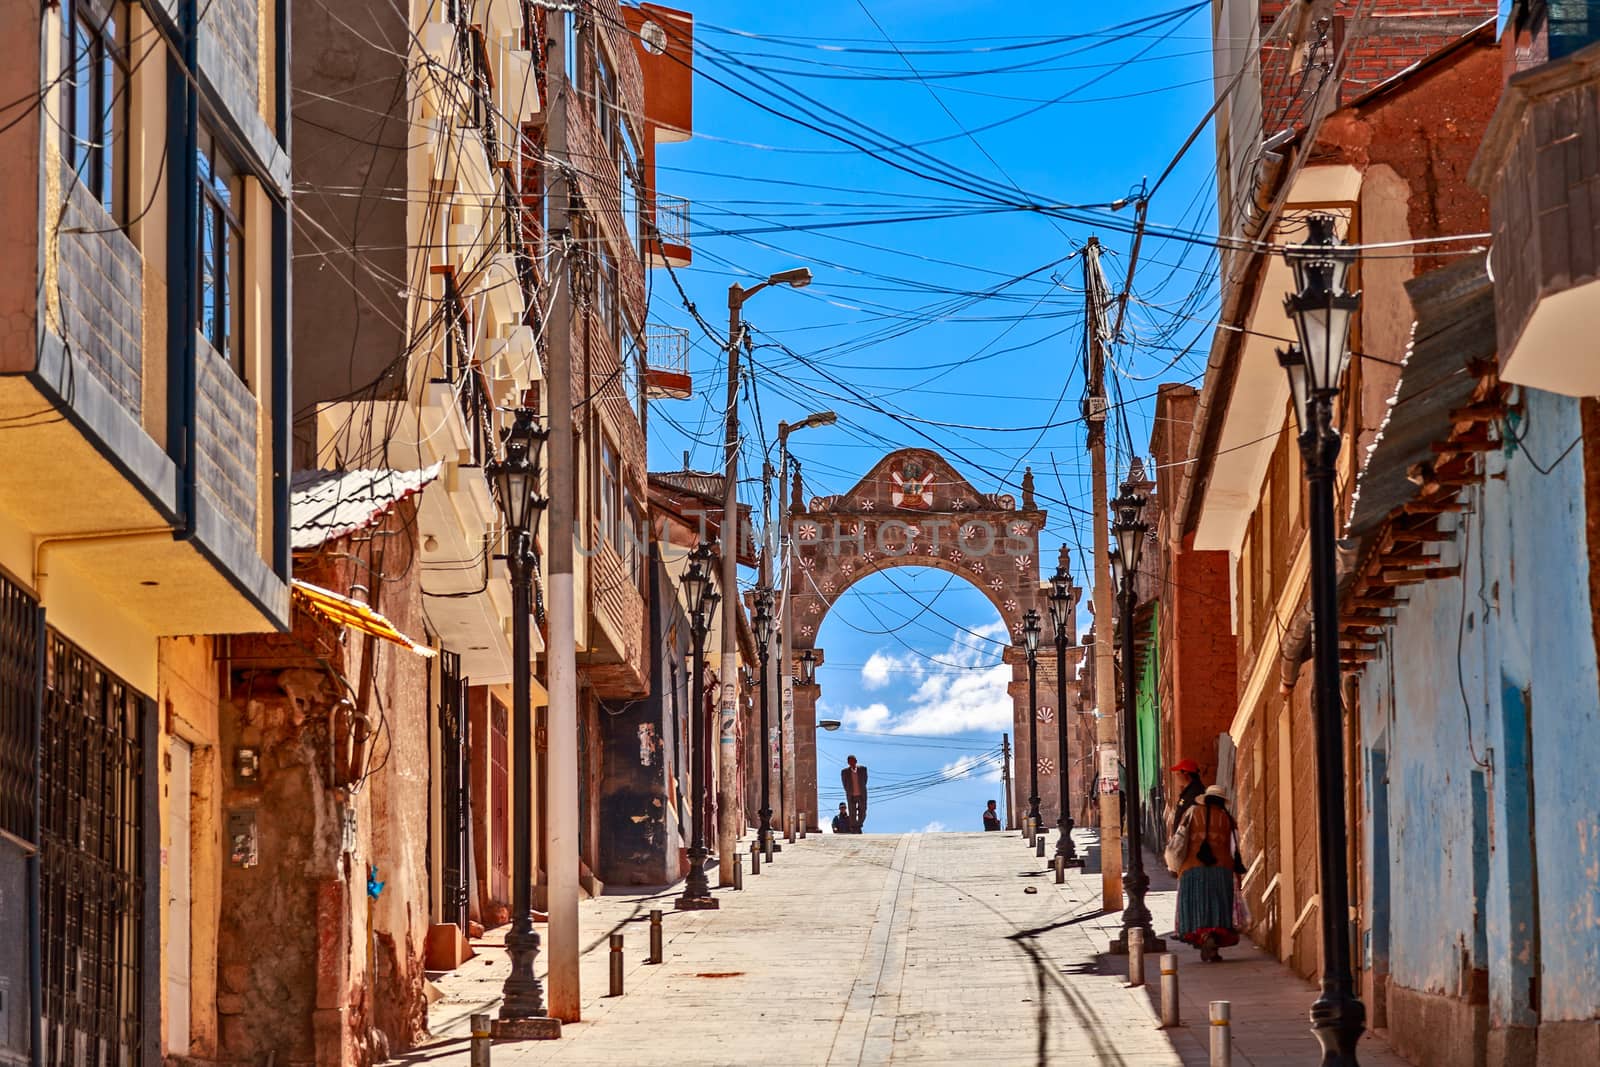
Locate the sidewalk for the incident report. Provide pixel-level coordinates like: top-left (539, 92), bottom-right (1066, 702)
top-left (411, 831), bottom-right (1409, 1066)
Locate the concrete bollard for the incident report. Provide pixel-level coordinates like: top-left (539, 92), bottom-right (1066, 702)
top-left (1054, 855), bottom-right (1065, 884)
top-left (1159, 954), bottom-right (1179, 1027)
top-left (1127, 928), bottom-right (1146, 987)
top-left (470, 1013), bottom-right (492, 1067)
top-left (733, 856), bottom-right (744, 890)
top-left (751, 841), bottom-right (761, 875)
top-left (609, 933), bottom-right (625, 996)
top-left (1035, 835), bottom-right (1047, 858)
top-left (763, 837), bottom-right (774, 864)
top-left (798, 813), bottom-right (807, 840)
top-left (1024, 817), bottom-right (1035, 844)
top-left (649, 910), bottom-right (664, 964)
top-left (1210, 1001), bottom-right (1231, 1066)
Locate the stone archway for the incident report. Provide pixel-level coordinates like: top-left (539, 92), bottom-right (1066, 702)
top-left (786, 448), bottom-right (1081, 832)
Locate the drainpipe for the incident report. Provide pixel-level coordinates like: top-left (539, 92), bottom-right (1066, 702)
top-left (33, 527), bottom-right (179, 601)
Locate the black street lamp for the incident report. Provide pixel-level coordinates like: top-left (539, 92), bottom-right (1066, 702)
top-left (1280, 213), bottom-right (1365, 1064)
top-left (676, 542), bottom-right (721, 911)
top-left (1022, 608), bottom-right (1043, 833)
top-left (1047, 552), bottom-right (1081, 866)
top-left (753, 587), bottom-right (776, 853)
top-left (1111, 483), bottom-right (1164, 955)
top-left (798, 648), bottom-right (816, 688)
top-left (488, 409), bottom-right (558, 1033)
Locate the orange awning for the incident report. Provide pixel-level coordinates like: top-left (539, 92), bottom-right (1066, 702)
top-left (291, 580), bottom-right (437, 658)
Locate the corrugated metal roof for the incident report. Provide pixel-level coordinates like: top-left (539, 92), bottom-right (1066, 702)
top-left (649, 470), bottom-right (727, 501)
top-left (290, 464), bottom-right (442, 551)
top-left (1346, 258), bottom-right (1494, 541)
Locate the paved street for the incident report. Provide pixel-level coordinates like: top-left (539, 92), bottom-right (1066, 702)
top-left (419, 831), bottom-right (1409, 1066)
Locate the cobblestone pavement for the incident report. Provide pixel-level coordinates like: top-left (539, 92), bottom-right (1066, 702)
top-left (416, 830), bottom-right (1410, 1066)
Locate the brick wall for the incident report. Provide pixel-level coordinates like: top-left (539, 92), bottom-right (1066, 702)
top-left (196, 340), bottom-right (259, 541)
top-left (57, 179), bottom-right (142, 415)
top-left (206, 0), bottom-right (260, 110)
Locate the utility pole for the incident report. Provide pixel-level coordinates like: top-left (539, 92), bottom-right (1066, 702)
top-left (719, 288), bottom-right (744, 887)
top-left (1084, 236), bottom-right (1123, 912)
top-left (542, 9), bottom-right (581, 1023)
top-left (1001, 733), bottom-right (1015, 831)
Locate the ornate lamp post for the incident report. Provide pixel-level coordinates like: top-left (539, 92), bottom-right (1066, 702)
top-left (1022, 608), bottom-right (1043, 833)
top-left (488, 409), bottom-right (560, 1037)
top-left (753, 587), bottom-right (776, 853)
top-left (1047, 555), bottom-right (1081, 866)
top-left (1111, 484), bottom-right (1164, 954)
top-left (1280, 213), bottom-right (1364, 1064)
top-left (676, 543), bottom-right (721, 911)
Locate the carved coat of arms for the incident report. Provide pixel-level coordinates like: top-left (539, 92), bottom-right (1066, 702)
top-left (890, 460), bottom-right (932, 511)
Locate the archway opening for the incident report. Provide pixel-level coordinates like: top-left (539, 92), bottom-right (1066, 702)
top-left (812, 566), bottom-right (1013, 834)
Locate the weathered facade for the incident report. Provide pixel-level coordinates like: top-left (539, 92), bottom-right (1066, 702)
top-left (0, 1), bottom-right (293, 1061)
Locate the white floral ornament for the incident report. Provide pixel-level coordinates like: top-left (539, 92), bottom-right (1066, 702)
top-left (801, 625), bottom-right (814, 637)
top-left (1004, 598), bottom-right (1018, 613)
top-left (808, 602), bottom-right (821, 616)
top-left (948, 548), bottom-right (965, 563)
top-left (859, 497), bottom-right (876, 511)
top-left (821, 579), bottom-right (836, 594)
top-left (1037, 756), bottom-right (1056, 776)
top-left (953, 498), bottom-right (969, 511)
top-left (798, 522), bottom-right (820, 542)
top-left (1010, 521), bottom-right (1031, 539)
top-left (799, 553), bottom-right (815, 569)
top-left (989, 577), bottom-right (1004, 590)
top-left (971, 560), bottom-right (986, 574)
top-left (1037, 706), bottom-right (1055, 723)
top-left (1014, 554), bottom-right (1033, 571)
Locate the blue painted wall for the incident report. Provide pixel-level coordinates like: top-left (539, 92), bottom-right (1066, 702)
top-left (1358, 387), bottom-right (1600, 1031)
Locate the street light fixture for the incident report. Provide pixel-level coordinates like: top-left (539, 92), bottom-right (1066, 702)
top-left (1047, 551), bottom-right (1081, 866)
top-left (488, 409), bottom-right (559, 1036)
top-left (1110, 481), bottom-right (1163, 956)
top-left (798, 649), bottom-right (817, 688)
top-left (721, 266), bottom-right (816, 879)
top-left (1280, 212), bottom-right (1365, 1065)
top-left (1021, 608), bottom-right (1043, 834)
top-left (817, 719), bottom-right (841, 732)
top-left (753, 587), bottom-right (776, 853)
top-left (677, 543), bottom-right (722, 911)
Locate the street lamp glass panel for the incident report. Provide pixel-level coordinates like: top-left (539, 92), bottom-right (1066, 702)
top-left (1109, 544), bottom-right (1126, 590)
top-left (1277, 346), bottom-right (1310, 435)
top-left (799, 649), bottom-right (816, 686)
top-left (1287, 274), bottom-right (1357, 394)
top-left (1048, 569), bottom-right (1072, 636)
top-left (754, 591), bottom-right (774, 649)
top-left (1285, 214), bottom-right (1351, 294)
top-left (1112, 490), bottom-right (1147, 576)
top-left (1022, 608), bottom-right (1042, 654)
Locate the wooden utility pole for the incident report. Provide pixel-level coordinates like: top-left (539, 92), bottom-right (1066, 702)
top-left (1001, 733), bottom-right (1015, 831)
top-left (543, 11), bottom-right (582, 1021)
top-left (1084, 237), bottom-right (1123, 912)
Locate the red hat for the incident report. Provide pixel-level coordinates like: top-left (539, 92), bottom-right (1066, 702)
top-left (1170, 759), bottom-right (1199, 773)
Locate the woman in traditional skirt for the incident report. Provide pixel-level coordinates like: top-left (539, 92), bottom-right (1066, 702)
top-left (1174, 785), bottom-right (1243, 962)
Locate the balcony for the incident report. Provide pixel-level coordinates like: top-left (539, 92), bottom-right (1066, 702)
top-left (644, 326), bottom-right (692, 400)
top-left (644, 195), bottom-right (691, 268)
top-left (1471, 38), bottom-right (1600, 396)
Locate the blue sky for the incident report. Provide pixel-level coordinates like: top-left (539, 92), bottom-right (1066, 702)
top-left (642, 1), bottom-right (1224, 831)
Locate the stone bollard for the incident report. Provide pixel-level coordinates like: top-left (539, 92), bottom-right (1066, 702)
top-left (470, 1013), bottom-right (492, 1067)
top-left (1054, 855), bottom-right (1065, 884)
top-left (1035, 835), bottom-right (1046, 858)
top-left (1159, 954), bottom-right (1179, 1027)
top-left (798, 813), bottom-right (807, 840)
top-left (1210, 1001), bottom-right (1231, 1066)
top-left (763, 837), bottom-right (774, 864)
top-left (751, 840), bottom-right (761, 875)
top-left (1127, 928), bottom-right (1146, 987)
top-left (1023, 817), bottom-right (1035, 845)
top-left (733, 856), bottom-right (744, 890)
top-left (609, 933), bottom-right (625, 997)
top-left (649, 910), bottom-right (664, 964)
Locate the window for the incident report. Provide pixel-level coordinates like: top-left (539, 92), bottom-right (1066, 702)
top-left (63, 0), bottom-right (126, 220)
top-left (196, 126), bottom-right (246, 380)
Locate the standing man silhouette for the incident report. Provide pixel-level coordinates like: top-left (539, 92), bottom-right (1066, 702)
top-left (841, 754), bottom-right (869, 832)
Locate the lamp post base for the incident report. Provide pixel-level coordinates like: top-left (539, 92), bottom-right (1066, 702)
top-left (1108, 930), bottom-right (1167, 955)
top-left (674, 894), bottom-right (721, 911)
top-left (493, 1016), bottom-right (562, 1040)
top-left (1310, 991), bottom-right (1367, 1065)
top-left (1054, 819), bottom-right (1082, 867)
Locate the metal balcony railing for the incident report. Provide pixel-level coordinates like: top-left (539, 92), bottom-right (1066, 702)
top-left (653, 194), bottom-right (690, 250)
top-left (644, 326), bottom-right (691, 402)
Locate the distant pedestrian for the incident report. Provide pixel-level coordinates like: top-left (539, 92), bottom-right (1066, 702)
top-left (982, 800), bottom-right (1002, 831)
top-left (841, 755), bottom-right (869, 832)
top-left (1168, 785), bottom-right (1246, 963)
top-left (831, 802), bottom-right (853, 834)
top-left (1169, 758), bottom-right (1205, 832)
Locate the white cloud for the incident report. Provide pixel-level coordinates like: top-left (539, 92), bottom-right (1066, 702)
top-left (921, 820), bottom-right (947, 834)
top-left (839, 702), bottom-right (891, 732)
top-left (860, 651), bottom-right (895, 690)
